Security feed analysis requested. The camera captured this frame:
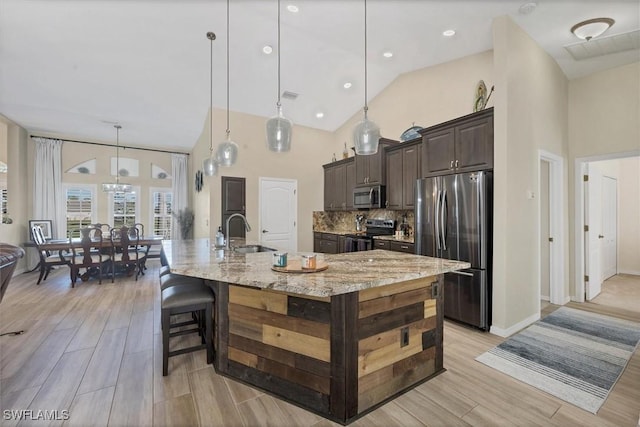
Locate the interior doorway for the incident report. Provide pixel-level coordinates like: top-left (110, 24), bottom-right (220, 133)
top-left (259, 177), bottom-right (297, 252)
top-left (574, 151), bottom-right (639, 303)
top-left (538, 150), bottom-right (565, 306)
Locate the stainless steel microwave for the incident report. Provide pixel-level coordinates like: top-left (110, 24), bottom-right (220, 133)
top-left (353, 185), bottom-right (386, 209)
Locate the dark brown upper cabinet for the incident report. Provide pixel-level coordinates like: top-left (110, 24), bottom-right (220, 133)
top-left (323, 157), bottom-right (352, 211)
top-left (420, 108), bottom-right (493, 177)
top-left (355, 138), bottom-right (398, 186)
top-left (385, 140), bottom-right (421, 210)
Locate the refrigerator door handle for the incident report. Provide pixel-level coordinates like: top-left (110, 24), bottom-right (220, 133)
top-left (441, 189), bottom-right (447, 251)
top-left (435, 190), bottom-right (441, 250)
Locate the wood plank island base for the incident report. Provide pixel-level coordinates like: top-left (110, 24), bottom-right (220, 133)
top-left (163, 239), bottom-right (469, 425)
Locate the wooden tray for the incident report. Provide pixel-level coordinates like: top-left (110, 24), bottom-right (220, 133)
top-left (271, 260), bottom-right (329, 274)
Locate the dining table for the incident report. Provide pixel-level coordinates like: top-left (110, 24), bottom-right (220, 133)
top-left (27, 235), bottom-right (165, 281)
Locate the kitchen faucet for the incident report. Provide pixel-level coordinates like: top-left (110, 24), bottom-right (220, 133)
top-left (225, 213), bottom-right (252, 249)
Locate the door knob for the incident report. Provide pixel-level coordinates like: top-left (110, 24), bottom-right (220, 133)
top-left (598, 234), bottom-right (604, 239)
top-left (262, 229), bottom-right (269, 233)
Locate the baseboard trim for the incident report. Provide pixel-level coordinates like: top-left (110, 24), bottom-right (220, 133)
top-left (13, 267), bottom-right (26, 276)
top-left (618, 269), bottom-right (640, 276)
top-left (540, 295), bottom-right (550, 302)
top-left (490, 312), bottom-right (540, 338)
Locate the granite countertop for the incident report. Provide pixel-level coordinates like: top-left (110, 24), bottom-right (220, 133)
top-left (163, 238), bottom-right (469, 298)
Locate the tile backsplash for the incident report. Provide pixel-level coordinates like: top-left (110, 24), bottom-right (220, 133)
top-left (313, 210), bottom-right (415, 236)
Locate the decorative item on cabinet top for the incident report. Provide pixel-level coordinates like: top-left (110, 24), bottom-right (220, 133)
top-left (399, 123), bottom-right (424, 142)
top-left (473, 80), bottom-right (494, 112)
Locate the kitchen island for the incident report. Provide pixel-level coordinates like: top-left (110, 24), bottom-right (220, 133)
top-left (163, 239), bottom-right (469, 425)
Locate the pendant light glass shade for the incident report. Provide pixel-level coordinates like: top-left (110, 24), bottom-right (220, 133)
top-left (353, 109), bottom-right (380, 155)
top-left (203, 31), bottom-right (219, 177)
top-left (266, 0), bottom-right (292, 152)
top-left (266, 105), bottom-right (292, 152)
top-left (215, 135), bottom-right (238, 166)
top-left (102, 124), bottom-right (133, 193)
top-left (203, 152), bottom-right (218, 177)
top-left (353, 0), bottom-right (379, 155)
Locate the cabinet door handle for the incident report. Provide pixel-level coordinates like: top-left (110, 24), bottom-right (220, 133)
top-left (385, 200), bottom-right (389, 208)
top-left (400, 245), bottom-right (409, 249)
top-left (450, 160), bottom-right (454, 169)
top-left (455, 159), bottom-right (459, 168)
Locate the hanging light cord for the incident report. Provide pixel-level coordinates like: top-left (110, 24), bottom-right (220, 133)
top-left (276, 0), bottom-right (282, 108)
top-left (115, 125), bottom-right (121, 184)
top-left (226, 0), bottom-right (231, 138)
top-left (364, 0), bottom-right (368, 113)
top-left (208, 32), bottom-right (215, 153)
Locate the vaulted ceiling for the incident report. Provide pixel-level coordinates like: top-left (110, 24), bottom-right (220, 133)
top-left (1, 0), bottom-right (638, 150)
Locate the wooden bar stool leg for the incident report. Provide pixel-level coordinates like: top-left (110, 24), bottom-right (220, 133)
top-left (162, 308), bottom-right (170, 376)
top-left (206, 303), bottom-right (213, 364)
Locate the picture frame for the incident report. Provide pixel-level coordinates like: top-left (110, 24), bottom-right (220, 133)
top-left (29, 220), bottom-right (53, 241)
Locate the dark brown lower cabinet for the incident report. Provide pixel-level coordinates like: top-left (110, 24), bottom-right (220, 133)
top-left (314, 232), bottom-right (339, 254)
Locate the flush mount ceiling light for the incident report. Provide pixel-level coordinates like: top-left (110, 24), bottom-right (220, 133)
top-left (343, 82), bottom-right (352, 89)
top-left (286, 4), bottom-right (298, 13)
top-left (215, 0), bottom-right (239, 167)
top-left (102, 124), bottom-right (133, 193)
top-left (382, 51), bottom-right (393, 58)
top-left (265, 0), bottom-right (293, 153)
top-left (203, 31), bottom-right (219, 177)
top-left (442, 29), bottom-right (456, 37)
top-left (262, 45), bottom-right (273, 54)
top-left (315, 112), bottom-right (324, 119)
top-left (571, 17), bottom-right (615, 41)
top-left (352, 0), bottom-right (380, 156)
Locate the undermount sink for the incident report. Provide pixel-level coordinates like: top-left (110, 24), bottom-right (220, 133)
top-left (232, 244), bottom-right (276, 254)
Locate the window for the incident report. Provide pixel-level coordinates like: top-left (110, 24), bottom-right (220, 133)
top-left (112, 191), bottom-right (138, 228)
top-left (151, 189), bottom-right (172, 238)
top-left (65, 185), bottom-right (96, 238)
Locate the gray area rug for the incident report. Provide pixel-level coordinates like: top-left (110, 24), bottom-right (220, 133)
top-left (476, 307), bottom-right (640, 413)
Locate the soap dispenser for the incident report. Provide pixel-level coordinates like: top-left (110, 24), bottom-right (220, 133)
top-left (215, 226), bottom-right (225, 248)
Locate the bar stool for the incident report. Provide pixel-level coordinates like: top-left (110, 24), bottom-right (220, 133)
top-left (161, 282), bottom-right (214, 376)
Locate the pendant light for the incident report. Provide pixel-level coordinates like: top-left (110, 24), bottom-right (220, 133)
top-left (215, 0), bottom-right (238, 166)
top-left (265, 0), bottom-right (293, 152)
top-left (203, 31), bottom-right (219, 177)
top-left (352, 0), bottom-right (380, 155)
top-left (102, 124), bottom-right (132, 193)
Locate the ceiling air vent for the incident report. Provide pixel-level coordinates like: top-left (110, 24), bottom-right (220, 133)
top-left (282, 91), bottom-right (299, 100)
top-left (564, 29), bottom-right (640, 61)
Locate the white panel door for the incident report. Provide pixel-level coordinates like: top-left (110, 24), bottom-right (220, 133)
top-left (585, 166), bottom-right (602, 300)
top-left (601, 176), bottom-right (617, 280)
top-left (259, 178), bottom-right (297, 252)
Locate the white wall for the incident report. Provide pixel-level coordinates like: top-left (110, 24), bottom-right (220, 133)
top-left (491, 15), bottom-right (569, 336)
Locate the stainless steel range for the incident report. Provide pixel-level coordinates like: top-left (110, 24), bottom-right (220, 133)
top-left (343, 218), bottom-right (395, 252)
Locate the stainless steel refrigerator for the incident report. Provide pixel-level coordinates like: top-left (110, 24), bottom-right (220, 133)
top-left (415, 171), bottom-right (492, 330)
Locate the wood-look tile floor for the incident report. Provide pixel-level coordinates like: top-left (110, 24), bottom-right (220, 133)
top-left (1, 265), bottom-right (638, 427)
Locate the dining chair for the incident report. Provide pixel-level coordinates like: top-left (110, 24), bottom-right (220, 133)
top-left (69, 226), bottom-right (110, 286)
top-left (31, 225), bottom-right (71, 285)
top-left (110, 226), bottom-right (146, 282)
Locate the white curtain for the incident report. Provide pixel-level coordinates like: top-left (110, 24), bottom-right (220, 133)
top-left (171, 154), bottom-right (189, 240)
top-left (33, 138), bottom-right (65, 239)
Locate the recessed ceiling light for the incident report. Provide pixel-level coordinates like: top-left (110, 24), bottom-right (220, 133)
top-left (287, 5), bottom-right (298, 13)
top-left (571, 17), bottom-right (615, 41)
top-left (343, 82), bottom-right (352, 89)
top-left (519, 2), bottom-right (537, 15)
top-left (315, 112), bottom-right (324, 119)
top-left (262, 45), bottom-right (273, 54)
top-left (382, 51), bottom-right (393, 58)
top-left (442, 29), bottom-right (456, 37)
